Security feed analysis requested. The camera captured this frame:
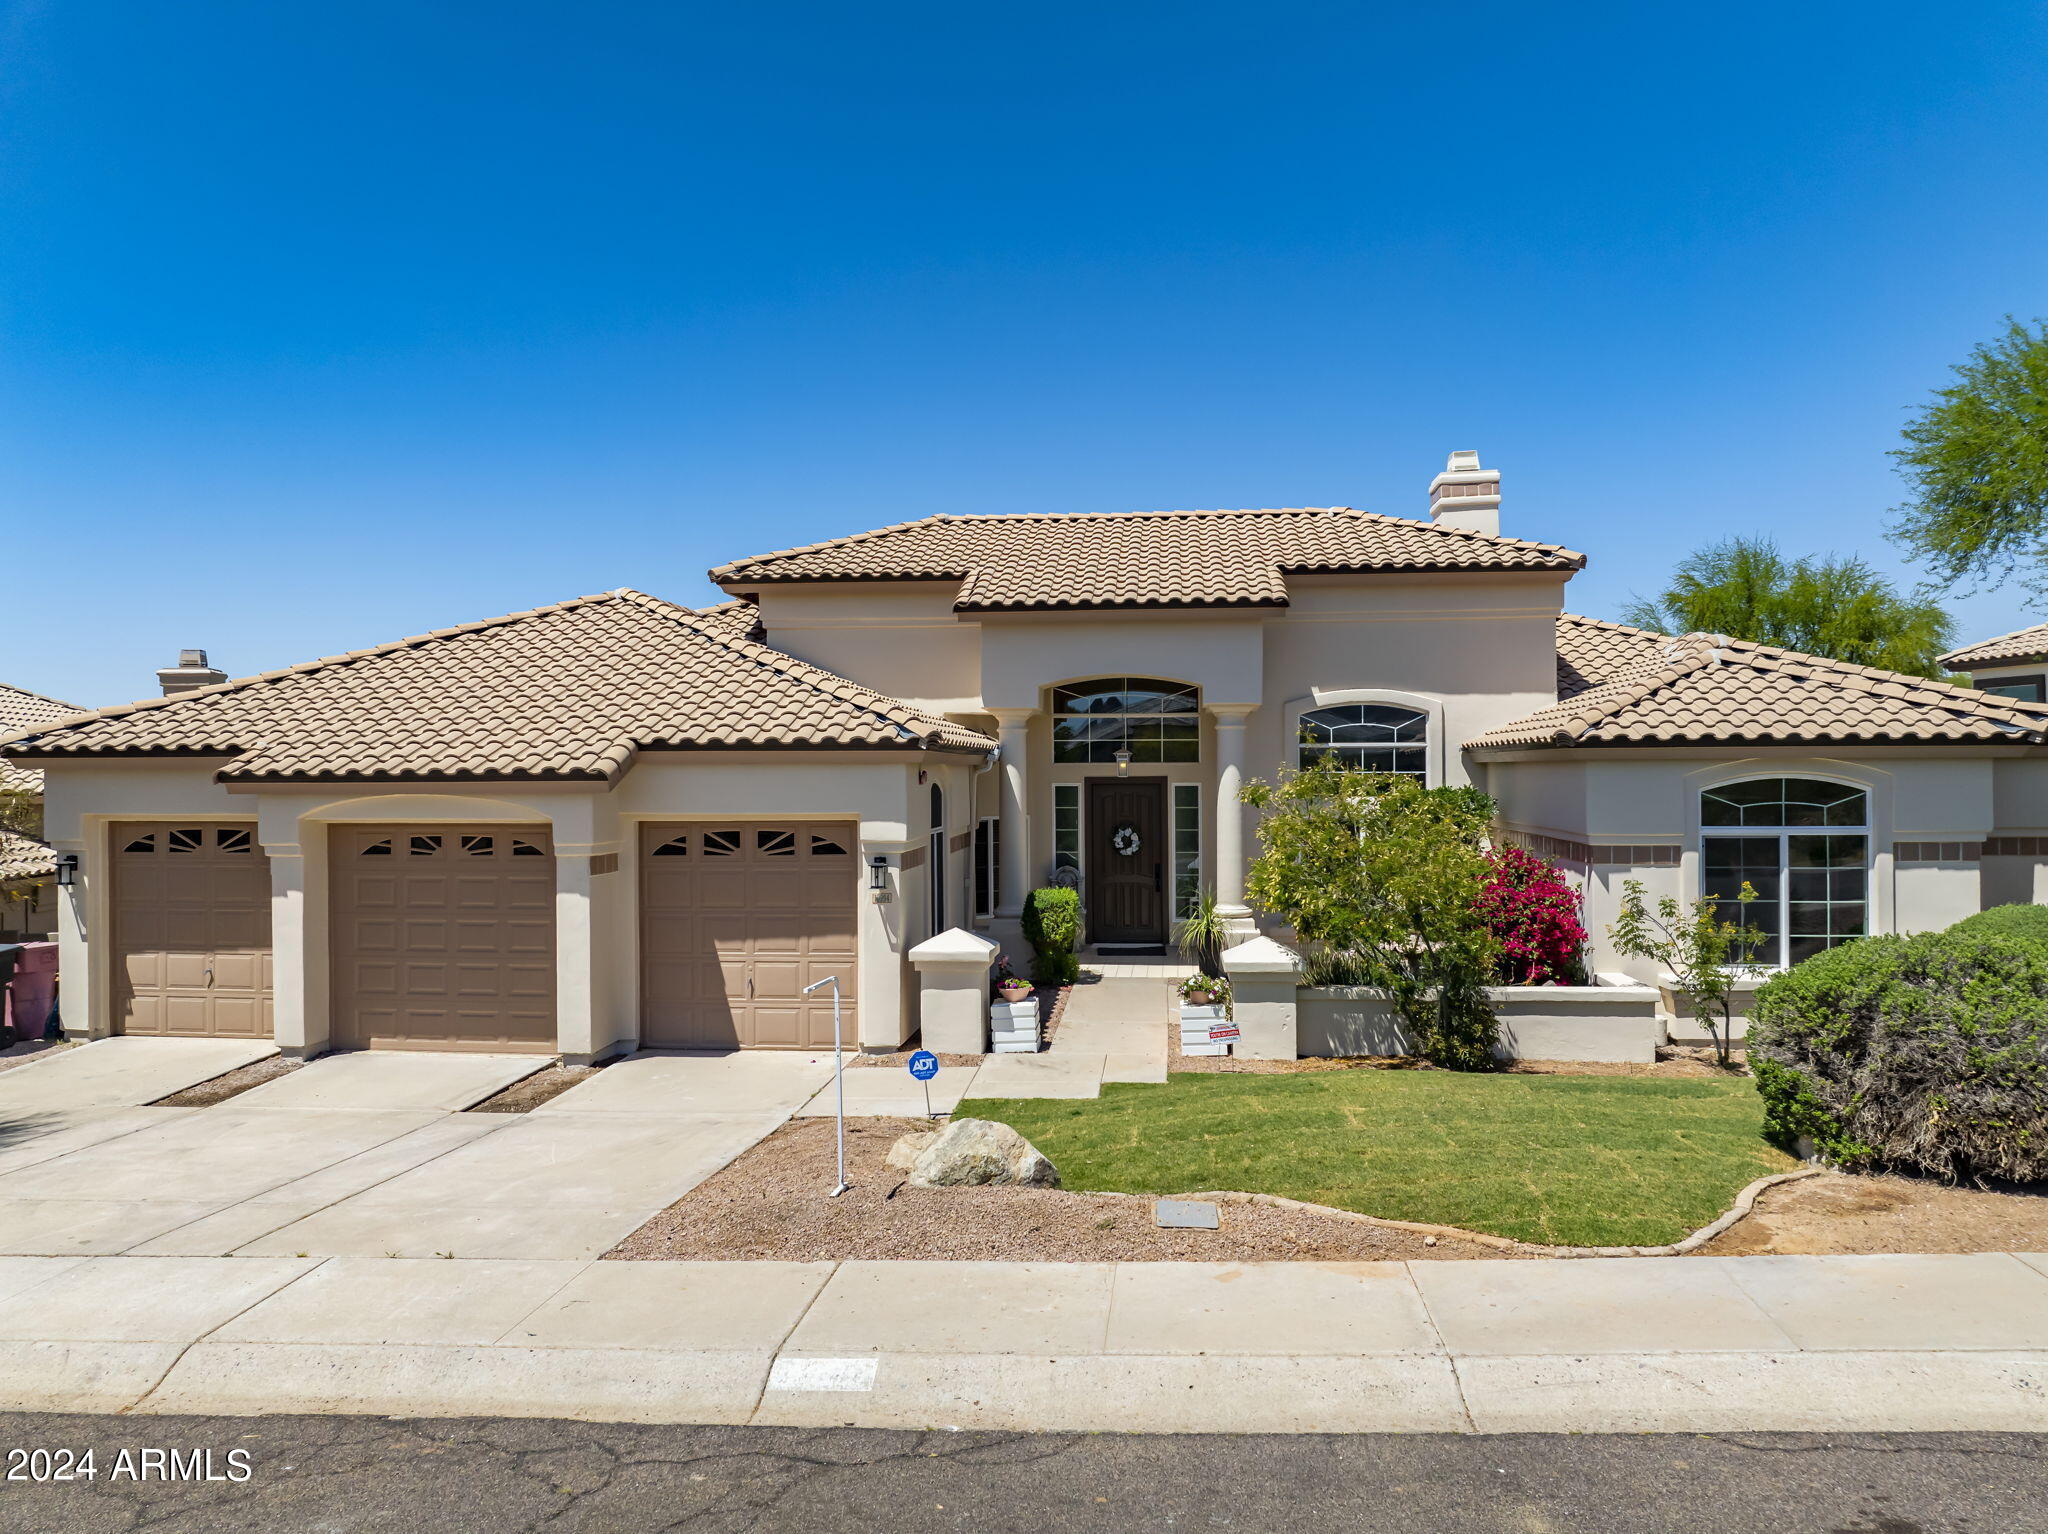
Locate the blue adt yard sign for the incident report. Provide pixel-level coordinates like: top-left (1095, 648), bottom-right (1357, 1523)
top-left (907, 1050), bottom-right (940, 1081)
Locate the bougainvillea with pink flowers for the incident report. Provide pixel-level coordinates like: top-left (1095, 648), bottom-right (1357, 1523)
top-left (1476, 845), bottom-right (1589, 985)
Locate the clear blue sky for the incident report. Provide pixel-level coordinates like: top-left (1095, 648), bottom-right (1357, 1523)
top-left (6, 1), bottom-right (2048, 708)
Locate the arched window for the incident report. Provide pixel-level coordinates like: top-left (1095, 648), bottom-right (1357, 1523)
top-left (1701, 777), bottom-right (1868, 968)
top-left (1298, 704), bottom-right (1428, 779)
top-left (1052, 678), bottom-right (1199, 763)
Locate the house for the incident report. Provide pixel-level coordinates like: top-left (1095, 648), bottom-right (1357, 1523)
top-left (0, 681), bottom-right (84, 943)
top-left (10, 452), bottom-right (2048, 1059)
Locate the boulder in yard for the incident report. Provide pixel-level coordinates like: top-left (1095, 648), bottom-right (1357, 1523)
top-left (906, 1117), bottom-right (1061, 1188)
top-left (885, 1130), bottom-right (940, 1170)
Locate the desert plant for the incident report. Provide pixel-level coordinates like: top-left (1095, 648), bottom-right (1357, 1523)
top-left (1949, 904), bottom-right (2048, 949)
top-left (1748, 929), bottom-right (2048, 1180)
top-left (1242, 759), bottom-right (1500, 1069)
top-left (1300, 948), bottom-right (1377, 987)
top-left (1607, 880), bottom-right (1764, 1068)
top-left (1476, 845), bottom-right (1589, 985)
top-left (1021, 886), bottom-right (1080, 987)
top-left (1174, 887), bottom-right (1231, 977)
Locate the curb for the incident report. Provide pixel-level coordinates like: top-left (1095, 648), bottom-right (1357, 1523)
top-left (1094, 1167), bottom-right (1828, 1258)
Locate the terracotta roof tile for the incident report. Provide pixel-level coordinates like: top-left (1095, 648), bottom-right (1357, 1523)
top-left (0, 683), bottom-right (84, 794)
top-left (4, 592), bottom-right (993, 783)
top-left (1553, 613), bottom-right (1671, 699)
top-left (0, 828), bottom-right (55, 882)
top-left (714, 507), bottom-right (1583, 610)
top-left (1477, 628), bottom-right (2048, 750)
top-left (1942, 622), bottom-right (2048, 669)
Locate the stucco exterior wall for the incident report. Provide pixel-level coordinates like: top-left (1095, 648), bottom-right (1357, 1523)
top-left (38, 751), bottom-right (946, 1054)
top-left (749, 583), bottom-right (982, 712)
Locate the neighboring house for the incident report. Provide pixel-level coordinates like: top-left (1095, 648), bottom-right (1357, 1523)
top-left (10, 451), bottom-right (2048, 1059)
top-left (0, 681), bottom-right (85, 942)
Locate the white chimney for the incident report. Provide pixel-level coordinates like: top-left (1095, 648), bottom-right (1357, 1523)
top-left (1427, 449), bottom-right (1501, 538)
top-left (157, 648), bottom-right (227, 696)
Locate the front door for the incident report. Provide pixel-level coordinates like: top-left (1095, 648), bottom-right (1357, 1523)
top-left (1085, 777), bottom-right (1167, 947)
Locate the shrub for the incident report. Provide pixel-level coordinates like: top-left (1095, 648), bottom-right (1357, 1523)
top-left (1021, 886), bottom-right (1081, 986)
top-left (1748, 930), bottom-right (2048, 1179)
top-left (1949, 903), bottom-right (2048, 949)
top-left (1476, 846), bottom-right (1588, 985)
top-left (1243, 761), bottom-right (1500, 1069)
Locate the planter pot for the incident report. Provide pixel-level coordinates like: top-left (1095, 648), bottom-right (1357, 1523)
top-left (997, 986), bottom-right (1034, 1005)
top-left (1183, 990), bottom-right (1215, 1007)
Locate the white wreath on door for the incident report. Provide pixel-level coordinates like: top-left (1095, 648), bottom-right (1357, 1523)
top-left (1111, 824), bottom-right (1141, 856)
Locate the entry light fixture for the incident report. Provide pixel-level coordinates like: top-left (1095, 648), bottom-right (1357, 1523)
top-left (54, 854), bottom-right (78, 888)
top-left (868, 855), bottom-right (889, 892)
top-left (1113, 747), bottom-right (1133, 777)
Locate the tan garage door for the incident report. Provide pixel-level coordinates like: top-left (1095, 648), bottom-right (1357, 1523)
top-left (330, 826), bottom-right (556, 1052)
top-left (111, 822), bottom-right (273, 1038)
top-left (640, 823), bottom-right (858, 1049)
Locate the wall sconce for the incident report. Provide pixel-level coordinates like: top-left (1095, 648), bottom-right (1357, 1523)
top-left (867, 856), bottom-right (889, 892)
top-left (54, 854), bottom-right (78, 888)
top-left (1113, 747), bottom-right (1132, 777)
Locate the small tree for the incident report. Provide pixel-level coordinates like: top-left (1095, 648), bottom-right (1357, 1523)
top-left (1607, 879), bottom-right (1764, 1068)
top-left (1242, 760), bottom-right (1500, 1069)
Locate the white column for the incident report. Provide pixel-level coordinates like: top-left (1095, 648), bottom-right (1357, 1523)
top-left (265, 842), bottom-right (320, 1057)
top-left (1209, 704), bottom-right (1257, 935)
top-left (990, 708), bottom-right (1035, 918)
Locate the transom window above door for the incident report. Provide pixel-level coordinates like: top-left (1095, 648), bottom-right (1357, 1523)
top-left (1297, 704), bottom-right (1427, 778)
top-left (1701, 777), bottom-right (1869, 968)
top-left (1052, 678), bottom-right (1200, 764)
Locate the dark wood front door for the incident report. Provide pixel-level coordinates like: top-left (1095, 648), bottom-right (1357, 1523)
top-left (1085, 777), bottom-right (1167, 946)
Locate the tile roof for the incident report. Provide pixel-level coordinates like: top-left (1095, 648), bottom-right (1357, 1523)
top-left (3, 591), bottom-right (994, 783)
top-left (1476, 626), bottom-right (2048, 751)
top-left (0, 683), bottom-right (85, 794)
top-left (1942, 622), bottom-right (2048, 670)
top-left (713, 508), bottom-right (1584, 610)
top-left (692, 598), bottom-right (765, 642)
top-left (0, 828), bottom-right (55, 882)
top-left (1554, 613), bottom-right (1672, 700)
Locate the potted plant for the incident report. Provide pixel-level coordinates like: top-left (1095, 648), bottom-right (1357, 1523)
top-left (1178, 974), bottom-right (1228, 1007)
top-left (993, 953), bottom-right (1033, 1004)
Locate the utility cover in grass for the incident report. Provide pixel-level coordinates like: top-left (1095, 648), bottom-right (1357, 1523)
top-left (956, 1070), bottom-right (1795, 1249)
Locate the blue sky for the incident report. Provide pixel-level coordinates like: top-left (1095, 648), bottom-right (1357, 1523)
top-left (6, 1), bottom-right (2048, 707)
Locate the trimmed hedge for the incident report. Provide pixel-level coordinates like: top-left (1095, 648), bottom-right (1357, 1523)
top-left (1022, 886), bottom-right (1081, 986)
top-left (1949, 903), bottom-right (2048, 949)
top-left (1748, 930), bottom-right (2048, 1180)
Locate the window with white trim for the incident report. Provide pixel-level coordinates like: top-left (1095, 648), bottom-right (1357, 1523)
top-left (1297, 704), bottom-right (1427, 778)
top-left (1701, 777), bottom-right (1868, 968)
top-left (1052, 678), bottom-right (1200, 763)
top-left (1171, 783), bottom-right (1201, 919)
top-left (1053, 784), bottom-right (1080, 874)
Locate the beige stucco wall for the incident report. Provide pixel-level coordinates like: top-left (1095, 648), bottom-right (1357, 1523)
top-left (748, 584), bottom-right (982, 713)
top-left (39, 750), bottom-right (956, 1054)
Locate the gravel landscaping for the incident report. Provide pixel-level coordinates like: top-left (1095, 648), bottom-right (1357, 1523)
top-left (1696, 1170), bottom-right (2048, 1256)
top-left (466, 1063), bottom-right (603, 1112)
top-left (150, 1054), bottom-right (303, 1106)
top-left (606, 1115), bottom-right (1515, 1263)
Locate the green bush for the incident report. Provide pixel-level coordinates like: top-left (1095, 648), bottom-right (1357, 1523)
top-left (1748, 930), bottom-right (2048, 1179)
top-left (1022, 886), bottom-right (1081, 986)
top-left (1949, 903), bottom-right (2048, 949)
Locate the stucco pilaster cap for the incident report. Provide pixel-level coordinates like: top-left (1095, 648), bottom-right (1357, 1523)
top-left (908, 927), bottom-right (1000, 969)
top-left (1220, 935), bottom-right (1304, 976)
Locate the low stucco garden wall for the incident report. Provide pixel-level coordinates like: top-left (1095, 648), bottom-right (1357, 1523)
top-left (1297, 973), bottom-right (1665, 1064)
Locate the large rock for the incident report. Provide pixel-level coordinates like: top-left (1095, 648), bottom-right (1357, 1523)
top-left (885, 1130), bottom-right (939, 1170)
top-left (906, 1117), bottom-right (1061, 1188)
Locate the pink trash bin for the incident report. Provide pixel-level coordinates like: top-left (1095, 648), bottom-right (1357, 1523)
top-left (6, 941), bottom-right (58, 1041)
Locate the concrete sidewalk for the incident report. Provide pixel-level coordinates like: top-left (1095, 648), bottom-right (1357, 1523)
top-left (4, 1252), bottom-right (2047, 1434)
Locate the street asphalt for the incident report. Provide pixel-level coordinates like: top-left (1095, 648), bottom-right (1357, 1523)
top-left (0, 1412), bottom-right (2041, 1532)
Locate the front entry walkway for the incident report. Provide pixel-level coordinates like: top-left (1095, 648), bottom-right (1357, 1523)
top-left (967, 959), bottom-right (1172, 1099)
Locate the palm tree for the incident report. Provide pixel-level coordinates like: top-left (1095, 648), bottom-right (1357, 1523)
top-left (1621, 537), bottom-right (1955, 678)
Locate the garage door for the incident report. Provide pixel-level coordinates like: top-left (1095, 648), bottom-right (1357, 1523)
top-left (330, 826), bottom-right (556, 1052)
top-left (111, 822), bottom-right (273, 1038)
top-left (640, 823), bottom-right (858, 1049)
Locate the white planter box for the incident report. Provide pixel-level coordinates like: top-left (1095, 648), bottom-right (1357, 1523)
top-left (991, 1040), bottom-right (1041, 1053)
top-left (988, 998), bottom-right (1040, 1054)
top-left (1179, 1000), bottom-right (1233, 1056)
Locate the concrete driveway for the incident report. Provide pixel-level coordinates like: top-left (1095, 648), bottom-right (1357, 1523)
top-left (0, 1048), bottom-right (833, 1261)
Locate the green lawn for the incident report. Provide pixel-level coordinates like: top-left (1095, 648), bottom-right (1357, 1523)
top-left (957, 1070), bottom-right (1796, 1248)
